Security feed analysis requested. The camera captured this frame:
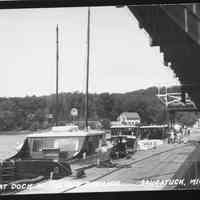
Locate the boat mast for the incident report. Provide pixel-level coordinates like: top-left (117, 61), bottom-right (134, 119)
top-left (85, 7), bottom-right (90, 131)
top-left (55, 24), bottom-right (59, 126)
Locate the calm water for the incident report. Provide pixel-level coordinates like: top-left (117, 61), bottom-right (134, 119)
top-left (0, 129), bottom-right (51, 160)
top-left (0, 134), bottom-right (28, 160)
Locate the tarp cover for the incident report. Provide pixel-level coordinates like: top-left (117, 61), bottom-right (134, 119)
top-left (137, 139), bottom-right (163, 150)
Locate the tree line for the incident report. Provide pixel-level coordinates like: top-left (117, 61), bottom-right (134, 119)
top-left (0, 86), bottom-right (198, 132)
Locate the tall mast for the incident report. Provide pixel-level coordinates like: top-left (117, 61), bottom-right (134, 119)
top-left (85, 7), bottom-right (90, 130)
top-left (55, 24), bottom-right (59, 126)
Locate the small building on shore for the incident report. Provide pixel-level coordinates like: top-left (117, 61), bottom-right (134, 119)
top-left (117, 112), bottom-right (141, 126)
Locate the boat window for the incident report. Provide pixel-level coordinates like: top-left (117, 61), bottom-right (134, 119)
top-left (32, 138), bottom-right (54, 152)
top-left (30, 137), bottom-right (84, 153)
top-left (54, 138), bottom-right (80, 152)
top-left (139, 128), bottom-right (167, 140)
top-left (111, 128), bottom-right (136, 136)
top-left (148, 128), bottom-right (163, 139)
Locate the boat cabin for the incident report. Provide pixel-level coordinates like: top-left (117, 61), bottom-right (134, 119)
top-left (12, 126), bottom-right (109, 161)
top-left (138, 125), bottom-right (169, 140)
top-left (110, 124), bottom-right (139, 136)
top-left (136, 125), bottom-right (169, 150)
top-left (1, 126), bottom-right (112, 183)
top-left (109, 135), bottom-right (137, 159)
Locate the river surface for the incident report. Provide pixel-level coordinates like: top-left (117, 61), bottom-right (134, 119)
top-left (0, 134), bottom-right (28, 160)
top-left (0, 129), bottom-right (50, 160)
top-left (0, 129), bottom-right (52, 160)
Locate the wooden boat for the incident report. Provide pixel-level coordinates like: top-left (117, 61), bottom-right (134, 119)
top-left (138, 124), bottom-right (169, 140)
top-left (0, 125), bottom-right (112, 186)
top-left (108, 135), bottom-right (137, 159)
top-left (0, 8), bottom-right (113, 188)
top-left (137, 125), bottom-right (169, 150)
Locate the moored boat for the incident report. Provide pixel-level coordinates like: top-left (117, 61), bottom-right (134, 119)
top-left (0, 125), bottom-right (112, 186)
top-left (0, 8), bottom-right (114, 190)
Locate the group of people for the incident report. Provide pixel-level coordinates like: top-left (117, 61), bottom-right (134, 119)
top-left (168, 126), bottom-right (190, 144)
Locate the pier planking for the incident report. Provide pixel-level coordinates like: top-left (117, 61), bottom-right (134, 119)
top-left (18, 129), bottom-right (200, 194)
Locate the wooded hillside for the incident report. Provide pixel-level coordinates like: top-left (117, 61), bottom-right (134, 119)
top-left (0, 86), bottom-right (198, 131)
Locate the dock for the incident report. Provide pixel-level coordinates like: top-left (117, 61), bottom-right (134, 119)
top-left (17, 128), bottom-right (200, 194)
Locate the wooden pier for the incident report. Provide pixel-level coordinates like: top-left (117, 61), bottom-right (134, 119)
top-left (14, 129), bottom-right (200, 194)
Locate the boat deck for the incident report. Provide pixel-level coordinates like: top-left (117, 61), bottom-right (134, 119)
top-left (17, 129), bottom-right (200, 194)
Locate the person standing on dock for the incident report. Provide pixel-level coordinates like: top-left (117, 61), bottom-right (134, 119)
top-left (187, 128), bottom-right (190, 136)
top-left (169, 129), bottom-right (175, 144)
top-left (177, 131), bottom-right (182, 144)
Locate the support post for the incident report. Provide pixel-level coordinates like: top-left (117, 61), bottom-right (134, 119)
top-left (85, 7), bottom-right (90, 131)
top-left (184, 8), bottom-right (188, 32)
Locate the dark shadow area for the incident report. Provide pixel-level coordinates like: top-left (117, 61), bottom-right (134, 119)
top-left (163, 140), bottom-right (200, 190)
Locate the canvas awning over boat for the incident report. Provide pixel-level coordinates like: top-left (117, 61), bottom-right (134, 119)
top-left (140, 125), bottom-right (168, 129)
top-left (110, 125), bottom-right (138, 129)
top-left (28, 129), bottom-right (105, 138)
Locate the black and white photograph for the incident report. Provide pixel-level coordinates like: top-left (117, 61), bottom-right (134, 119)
top-left (0, 2), bottom-right (200, 195)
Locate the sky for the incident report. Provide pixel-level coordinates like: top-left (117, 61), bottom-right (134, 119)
top-left (0, 6), bottom-right (180, 97)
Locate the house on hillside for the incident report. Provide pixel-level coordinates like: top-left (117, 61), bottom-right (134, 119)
top-left (117, 112), bottom-right (141, 125)
top-left (193, 118), bottom-right (200, 128)
top-left (110, 121), bottom-right (123, 127)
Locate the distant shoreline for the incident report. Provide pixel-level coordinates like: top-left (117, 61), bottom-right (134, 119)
top-left (0, 129), bottom-right (51, 136)
top-left (0, 130), bottom-right (32, 135)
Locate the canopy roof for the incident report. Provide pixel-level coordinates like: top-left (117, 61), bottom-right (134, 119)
top-left (140, 125), bottom-right (168, 129)
top-left (111, 124), bottom-right (137, 129)
top-left (28, 126), bottom-right (105, 138)
top-left (120, 112), bottom-right (140, 120)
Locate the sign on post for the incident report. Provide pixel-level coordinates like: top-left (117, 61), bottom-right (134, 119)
top-left (70, 108), bottom-right (78, 117)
